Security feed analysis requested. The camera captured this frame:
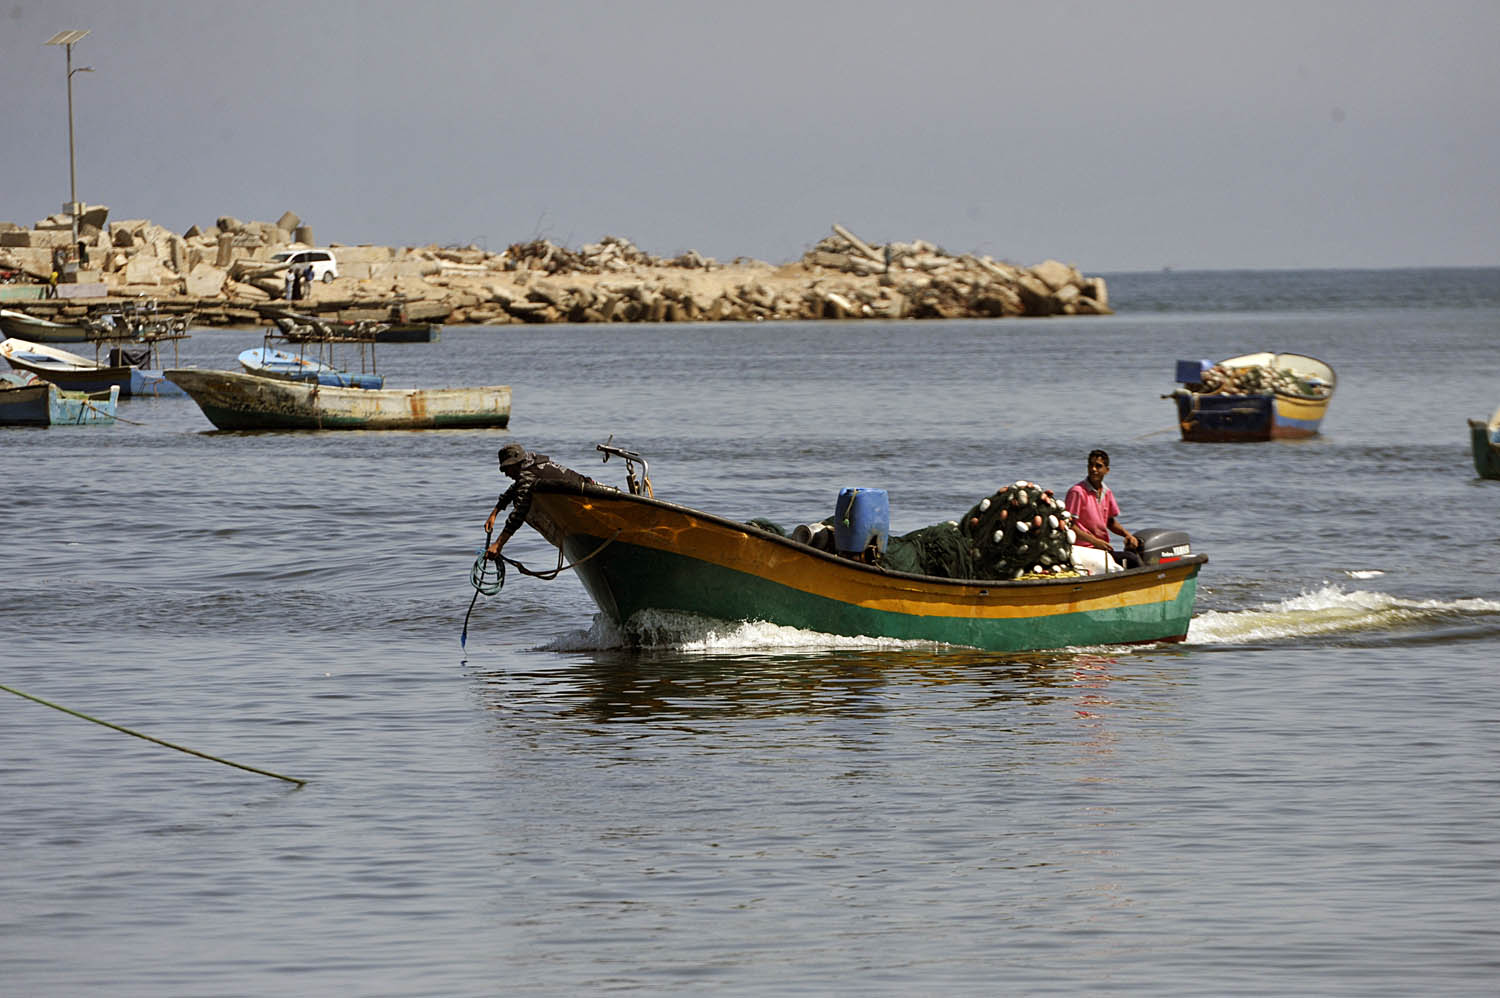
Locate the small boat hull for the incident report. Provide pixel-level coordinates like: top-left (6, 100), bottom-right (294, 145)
top-left (1, 337), bottom-right (184, 397)
top-left (1469, 419), bottom-right (1500, 479)
top-left (525, 484), bottom-right (1205, 653)
top-left (166, 368), bottom-right (511, 430)
top-left (1171, 351), bottom-right (1335, 442)
top-left (374, 322), bottom-right (441, 343)
top-left (0, 377), bottom-right (118, 426)
top-left (0, 308), bottom-right (91, 342)
top-left (238, 346), bottom-right (385, 389)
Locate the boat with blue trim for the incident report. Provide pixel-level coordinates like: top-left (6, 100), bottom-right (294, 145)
top-left (0, 371), bottom-right (119, 426)
top-left (238, 346), bottom-right (385, 389)
top-left (0, 336), bottom-right (185, 397)
top-left (1168, 352), bottom-right (1335, 442)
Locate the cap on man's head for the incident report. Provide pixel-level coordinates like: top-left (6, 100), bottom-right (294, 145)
top-left (498, 443), bottom-right (527, 469)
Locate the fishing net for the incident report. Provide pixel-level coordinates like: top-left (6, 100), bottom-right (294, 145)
top-left (1193, 363), bottom-right (1332, 398)
top-left (879, 481), bottom-right (1080, 580)
top-left (880, 521), bottom-right (974, 579)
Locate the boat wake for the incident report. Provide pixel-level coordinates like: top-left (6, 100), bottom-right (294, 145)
top-left (541, 610), bottom-right (946, 654)
top-left (1187, 584), bottom-right (1500, 645)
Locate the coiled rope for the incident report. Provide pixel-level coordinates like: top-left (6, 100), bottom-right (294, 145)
top-left (460, 529), bottom-right (621, 649)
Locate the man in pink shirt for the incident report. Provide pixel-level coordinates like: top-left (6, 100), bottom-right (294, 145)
top-left (1066, 449), bottom-right (1142, 570)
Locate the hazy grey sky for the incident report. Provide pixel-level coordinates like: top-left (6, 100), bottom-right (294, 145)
top-left (5, 0), bottom-right (1497, 271)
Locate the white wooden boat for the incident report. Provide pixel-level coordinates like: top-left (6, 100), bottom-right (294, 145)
top-left (165, 368), bottom-right (510, 430)
top-left (0, 308), bottom-right (91, 342)
top-left (0, 337), bottom-right (184, 397)
top-left (238, 346), bottom-right (384, 389)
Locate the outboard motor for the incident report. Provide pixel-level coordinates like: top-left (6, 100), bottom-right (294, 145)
top-left (1133, 528), bottom-right (1192, 565)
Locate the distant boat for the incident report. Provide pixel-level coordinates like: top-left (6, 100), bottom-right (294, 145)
top-left (373, 322), bottom-right (441, 343)
top-left (0, 308), bottom-right (92, 343)
top-left (238, 346), bottom-right (385, 389)
top-left (165, 368), bottom-right (511, 431)
top-left (0, 370), bottom-right (119, 426)
top-left (0, 337), bottom-right (185, 397)
top-left (1469, 407), bottom-right (1500, 480)
top-left (1167, 352), bottom-right (1336, 442)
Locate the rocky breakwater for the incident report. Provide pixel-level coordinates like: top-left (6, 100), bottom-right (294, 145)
top-left (0, 207), bottom-right (1110, 327)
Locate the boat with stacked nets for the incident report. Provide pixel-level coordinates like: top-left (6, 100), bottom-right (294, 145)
top-left (1167, 351), bottom-right (1336, 442)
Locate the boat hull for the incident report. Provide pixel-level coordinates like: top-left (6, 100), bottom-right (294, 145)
top-left (237, 347), bottom-right (385, 389)
top-left (525, 484), bottom-right (1204, 653)
top-left (165, 368), bottom-right (511, 430)
top-left (0, 380), bottom-right (118, 426)
top-left (1, 337), bottom-right (183, 396)
top-left (1171, 351), bottom-right (1335, 442)
top-left (1469, 419), bottom-right (1500, 479)
top-left (374, 323), bottom-right (441, 343)
top-left (1171, 390), bottom-right (1330, 442)
top-left (0, 309), bottom-right (90, 342)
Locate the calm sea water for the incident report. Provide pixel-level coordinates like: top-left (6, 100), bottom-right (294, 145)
top-left (3, 268), bottom-right (1498, 996)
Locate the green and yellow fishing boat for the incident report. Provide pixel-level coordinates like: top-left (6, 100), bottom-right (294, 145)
top-left (522, 448), bottom-right (1206, 653)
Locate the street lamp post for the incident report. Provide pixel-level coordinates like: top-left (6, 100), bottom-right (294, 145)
top-left (45, 29), bottom-right (92, 275)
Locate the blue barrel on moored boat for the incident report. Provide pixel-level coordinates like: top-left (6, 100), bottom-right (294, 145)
top-left (834, 487), bottom-right (889, 556)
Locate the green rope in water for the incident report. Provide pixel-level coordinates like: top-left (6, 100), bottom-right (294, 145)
top-left (461, 534), bottom-right (505, 650)
top-left (0, 683), bottom-right (306, 787)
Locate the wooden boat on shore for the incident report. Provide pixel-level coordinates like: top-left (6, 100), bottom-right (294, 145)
top-left (0, 308), bottom-right (91, 342)
top-left (165, 368), bottom-right (511, 430)
top-left (1167, 352), bottom-right (1336, 442)
top-left (0, 337), bottom-right (185, 397)
top-left (517, 447), bottom-right (1206, 653)
top-left (1468, 407), bottom-right (1500, 479)
top-left (238, 346), bottom-right (385, 389)
top-left (0, 371), bottom-right (119, 426)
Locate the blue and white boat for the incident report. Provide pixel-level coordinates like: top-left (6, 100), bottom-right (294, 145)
top-left (237, 346), bottom-right (384, 389)
top-left (0, 370), bottom-right (119, 426)
top-left (0, 337), bottom-right (185, 397)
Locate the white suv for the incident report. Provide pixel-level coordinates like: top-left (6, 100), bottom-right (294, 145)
top-left (270, 248), bottom-right (339, 283)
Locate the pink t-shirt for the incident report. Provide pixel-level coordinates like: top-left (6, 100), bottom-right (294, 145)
top-left (1065, 479), bottom-right (1119, 549)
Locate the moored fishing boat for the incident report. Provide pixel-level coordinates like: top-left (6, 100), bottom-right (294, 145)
top-left (165, 368), bottom-right (511, 430)
top-left (0, 371), bottom-right (119, 426)
top-left (512, 444), bottom-right (1206, 653)
top-left (0, 308), bottom-right (92, 343)
top-left (0, 336), bottom-right (184, 396)
top-left (1167, 352), bottom-right (1335, 442)
top-left (238, 346), bottom-right (385, 389)
top-left (1468, 407), bottom-right (1500, 479)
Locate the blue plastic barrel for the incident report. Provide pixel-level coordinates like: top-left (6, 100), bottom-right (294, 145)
top-left (1176, 358), bottom-right (1213, 383)
top-left (834, 488), bottom-right (889, 556)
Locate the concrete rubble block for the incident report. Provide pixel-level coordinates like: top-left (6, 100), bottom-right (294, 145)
top-left (216, 216), bottom-right (244, 233)
top-left (184, 262), bottom-right (227, 298)
top-left (327, 245), bottom-right (395, 265)
top-left (1014, 273), bottom-right (1058, 314)
top-left (79, 205), bottom-right (110, 229)
top-left (1083, 276), bottom-right (1108, 308)
top-left (250, 221), bottom-right (285, 245)
top-left (1030, 259), bottom-right (1080, 293)
top-left (3, 247), bottom-right (53, 275)
top-left (122, 253), bottom-right (175, 285)
top-left (276, 211), bottom-right (301, 233)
